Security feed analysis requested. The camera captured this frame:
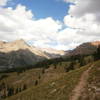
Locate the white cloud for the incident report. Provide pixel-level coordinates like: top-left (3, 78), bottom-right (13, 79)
top-left (64, 14), bottom-right (100, 36)
top-left (0, 4), bottom-right (62, 48)
top-left (64, 0), bottom-right (76, 3)
top-left (0, 0), bottom-right (11, 6)
top-left (65, 0), bottom-right (100, 20)
top-left (0, 0), bottom-right (100, 50)
top-left (0, 0), bottom-right (7, 6)
top-left (61, 0), bottom-right (100, 49)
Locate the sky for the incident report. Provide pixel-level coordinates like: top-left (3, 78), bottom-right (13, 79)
top-left (5, 0), bottom-right (71, 21)
top-left (0, 0), bottom-right (100, 50)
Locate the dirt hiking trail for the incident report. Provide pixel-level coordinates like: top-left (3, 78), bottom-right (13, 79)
top-left (70, 65), bottom-right (93, 100)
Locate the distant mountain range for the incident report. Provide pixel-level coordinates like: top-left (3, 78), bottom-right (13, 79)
top-left (0, 39), bottom-right (100, 70)
top-left (40, 47), bottom-right (66, 58)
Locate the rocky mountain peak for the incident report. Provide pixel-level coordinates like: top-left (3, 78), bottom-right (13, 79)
top-left (91, 41), bottom-right (100, 47)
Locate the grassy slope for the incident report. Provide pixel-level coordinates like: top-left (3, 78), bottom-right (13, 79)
top-left (0, 62), bottom-right (67, 89)
top-left (4, 63), bottom-right (91, 100)
top-left (78, 60), bottom-right (100, 100)
top-left (0, 61), bottom-right (74, 90)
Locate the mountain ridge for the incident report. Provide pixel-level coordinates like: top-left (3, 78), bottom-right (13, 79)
top-left (68, 41), bottom-right (100, 56)
top-left (0, 39), bottom-right (100, 70)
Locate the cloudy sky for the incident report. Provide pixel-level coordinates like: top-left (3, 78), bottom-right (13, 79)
top-left (0, 0), bottom-right (100, 50)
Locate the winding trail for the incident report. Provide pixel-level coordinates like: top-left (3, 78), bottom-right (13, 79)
top-left (70, 65), bottom-right (93, 100)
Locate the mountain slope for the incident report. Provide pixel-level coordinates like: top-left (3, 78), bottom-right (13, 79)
top-left (78, 60), bottom-right (100, 100)
top-left (4, 63), bottom-right (88, 100)
top-left (0, 39), bottom-right (50, 58)
top-left (68, 41), bottom-right (100, 56)
top-left (4, 60), bottom-right (100, 100)
top-left (0, 39), bottom-right (50, 69)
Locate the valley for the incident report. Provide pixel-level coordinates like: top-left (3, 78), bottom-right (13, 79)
top-left (0, 40), bottom-right (100, 100)
top-left (0, 0), bottom-right (100, 100)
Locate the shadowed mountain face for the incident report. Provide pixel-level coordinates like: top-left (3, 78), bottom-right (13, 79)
top-left (0, 49), bottom-right (46, 70)
top-left (0, 40), bottom-right (50, 70)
